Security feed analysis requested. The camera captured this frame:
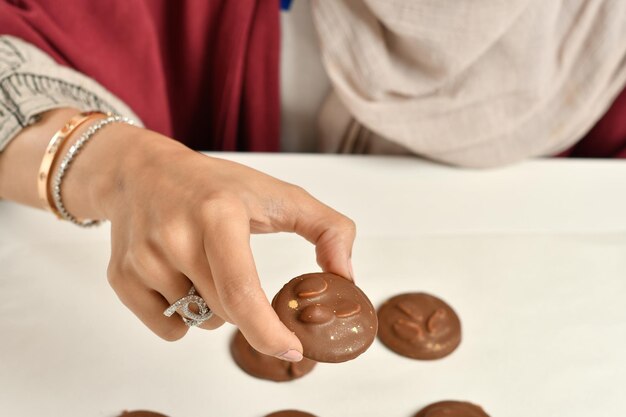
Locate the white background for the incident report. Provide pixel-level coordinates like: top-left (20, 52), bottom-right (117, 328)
top-left (1, 154), bottom-right (625, 417)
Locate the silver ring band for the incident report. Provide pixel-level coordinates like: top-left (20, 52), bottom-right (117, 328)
top-left (163, 286), bottom-right (213, 327)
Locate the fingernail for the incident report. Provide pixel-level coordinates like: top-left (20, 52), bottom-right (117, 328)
top-left (277, 349), bottom-right (303, 362)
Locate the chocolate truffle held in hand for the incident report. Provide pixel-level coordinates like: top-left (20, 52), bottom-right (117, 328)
top-left (272, 273), bottom-right (378, 363)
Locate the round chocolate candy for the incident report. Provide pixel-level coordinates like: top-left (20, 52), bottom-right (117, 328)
top-left (272, 272), bottom-right (378, 363)
top-left (377, 292), bottom-right (461, 360)
top-left (118, 411), bottom-right (169, 417)
top-left (264, 411), bottom-right (317, 417)
top-left (413, 400), bottom-right (490, 417)
top-left (230, 329), bottom-right (316, 382)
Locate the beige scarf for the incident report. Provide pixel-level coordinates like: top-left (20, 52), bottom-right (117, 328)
top-left (312, 0), bottom-right (626, 167)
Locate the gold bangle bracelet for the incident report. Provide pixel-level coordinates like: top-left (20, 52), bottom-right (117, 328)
top-left (37, 111), bottom-right (104, 217)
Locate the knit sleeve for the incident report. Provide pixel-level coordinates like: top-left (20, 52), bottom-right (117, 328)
top-left (0, 35), bottom-right (142, 151)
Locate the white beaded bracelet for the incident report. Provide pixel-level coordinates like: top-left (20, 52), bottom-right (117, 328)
top-left (52, 115), bottom-right (135, 227)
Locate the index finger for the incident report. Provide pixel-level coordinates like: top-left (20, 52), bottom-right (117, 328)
top-left (284, 186), bottom-right (357, 281)
top-left (202, 200), bottom-right (304, 360)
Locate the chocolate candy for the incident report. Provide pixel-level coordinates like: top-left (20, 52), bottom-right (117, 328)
top-left (118, 411), bottom-right (169, 417)
top-left (230, 329), bottom-right (316, 382)
top-left (272, 272), bottom-right (378, 363)
top-left (377, 292), bottom-right (461, 359)
top-left (264, 411), bottom-right (317, 417)
top-left (413, 400), bottom-right (490, 417)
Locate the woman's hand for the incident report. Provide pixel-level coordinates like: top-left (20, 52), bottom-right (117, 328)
top-left (71, 123), bottom-right (356, 361)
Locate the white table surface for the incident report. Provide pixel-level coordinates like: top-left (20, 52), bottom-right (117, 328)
top-left (1, 154), bottom-right (625, 417)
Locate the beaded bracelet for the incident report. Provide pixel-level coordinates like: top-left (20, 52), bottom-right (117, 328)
top-left (51, 115), bottom-right (135, 227)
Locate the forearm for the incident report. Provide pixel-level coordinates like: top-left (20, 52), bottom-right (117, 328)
top-left (0, 35), bottom-right (146, 217)
top-left (0, 108), bottom-right (79, 209)
top-left (0, 107), bottom-right (145, 221)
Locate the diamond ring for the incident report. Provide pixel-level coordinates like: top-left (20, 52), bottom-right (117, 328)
top-left (163, 286), bottom-right (213, 327)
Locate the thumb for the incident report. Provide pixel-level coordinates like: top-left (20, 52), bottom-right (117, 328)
top-left (238, 302), bottom-right (305, 362)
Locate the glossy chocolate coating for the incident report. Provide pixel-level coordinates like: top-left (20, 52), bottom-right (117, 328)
top-left (230, 329), bottom-right (316, 382)
top-left (118, 411), bottom-right (169, 417)
top-left (264, 411), bottom-right (317, 417)
top-left (377, 293), bottom-right (461, 359)
top-left (413, 400), bottom-right (490, 417)
top-left (272, 272), bottom-right (378, 363)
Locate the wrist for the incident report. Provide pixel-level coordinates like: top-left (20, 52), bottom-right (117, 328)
top-left (53, 120), bottom-right (140, 221)
top-left (0, 108), bottom-right (82, 207)
top-left (58, 122), bottom-right (188, 221)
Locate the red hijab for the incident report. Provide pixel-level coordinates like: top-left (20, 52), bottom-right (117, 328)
top-left (0, 0), bottom-right (280, 151)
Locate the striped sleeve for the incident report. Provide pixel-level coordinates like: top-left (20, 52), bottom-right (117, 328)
top-left (0, 35), bottom-right (142, 151)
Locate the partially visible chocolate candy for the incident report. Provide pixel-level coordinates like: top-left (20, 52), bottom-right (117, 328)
top-left (230, 330), bottom-right (316, 382)
top-left (377, 292), bottom-right (461, 360)
top-left (413, 400), bottom-right (490, 417)
top-left (272, 272), bottom-right (378, 363)
top-left (118, 411), bottom-right (169, 417)
top-left (264, 411), bottom-right (317, 417)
